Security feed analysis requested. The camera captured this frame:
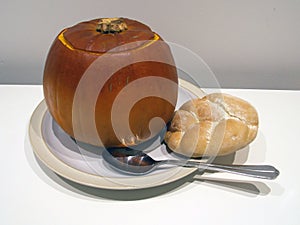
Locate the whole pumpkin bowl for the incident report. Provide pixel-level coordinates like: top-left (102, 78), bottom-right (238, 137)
top-left (43, 17), bottom-right (178, 147)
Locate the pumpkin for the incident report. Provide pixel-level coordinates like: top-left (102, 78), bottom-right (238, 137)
top-left (43, 17), bottom-right (178, 147)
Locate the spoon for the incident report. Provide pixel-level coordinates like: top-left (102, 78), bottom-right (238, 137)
top-left (102, 148), bottom-right (279, 179)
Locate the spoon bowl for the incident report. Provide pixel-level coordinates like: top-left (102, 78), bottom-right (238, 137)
top-left (102, 148), bottom-right (160, 174)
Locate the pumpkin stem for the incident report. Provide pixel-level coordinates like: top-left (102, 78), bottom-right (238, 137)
top-left (96, 18), bottom-right (128, 34)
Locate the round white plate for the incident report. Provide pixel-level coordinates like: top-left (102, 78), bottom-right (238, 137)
top-left (29, 79), bottom-right (207, 190)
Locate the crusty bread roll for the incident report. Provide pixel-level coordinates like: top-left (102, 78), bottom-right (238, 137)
top-left (164, 93), bottom-right (259, 157)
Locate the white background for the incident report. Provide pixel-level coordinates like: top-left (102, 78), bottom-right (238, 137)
top-left (1, 85), bottom-right (300, 225)
top-left (1, 0), bottom-right (300, 89)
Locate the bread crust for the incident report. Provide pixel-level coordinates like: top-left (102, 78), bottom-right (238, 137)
top-left (164, 93), bottom-right (259, 157)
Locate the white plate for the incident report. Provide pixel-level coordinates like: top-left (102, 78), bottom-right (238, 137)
top-left (29, 79), bottom-right (208, 190)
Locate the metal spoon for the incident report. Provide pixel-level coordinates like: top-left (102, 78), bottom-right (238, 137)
top-left (102, 148), bottom-right (279, 179)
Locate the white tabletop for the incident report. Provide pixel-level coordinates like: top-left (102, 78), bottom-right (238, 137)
top-left (0, 85), bottom-right (299, 225)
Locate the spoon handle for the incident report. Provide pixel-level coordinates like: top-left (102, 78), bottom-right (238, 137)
top-left (165, 160), bottom-right (279, 180)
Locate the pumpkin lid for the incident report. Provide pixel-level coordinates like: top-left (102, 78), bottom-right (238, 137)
top-left (62, 18), bottom-right (157, 53)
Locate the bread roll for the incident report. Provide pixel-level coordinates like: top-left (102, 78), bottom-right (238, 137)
top-left (164, 93), bottom-right (259, 157)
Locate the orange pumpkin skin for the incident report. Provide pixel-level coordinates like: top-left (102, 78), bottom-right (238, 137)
top-left (43, 18), bottom-right (178, 147)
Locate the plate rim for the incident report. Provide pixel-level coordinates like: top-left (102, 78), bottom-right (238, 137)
top-left (29, 78), bottom-right (205, 190)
